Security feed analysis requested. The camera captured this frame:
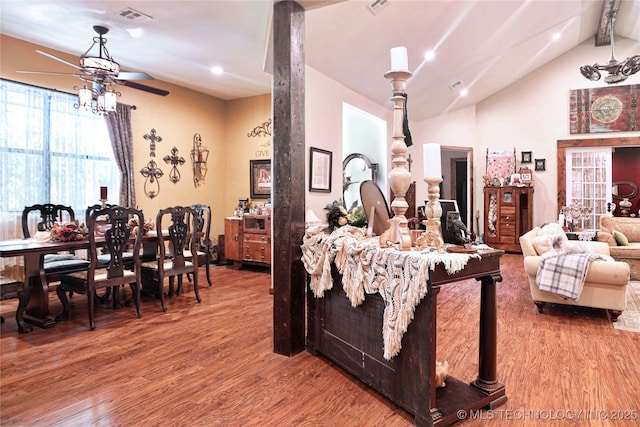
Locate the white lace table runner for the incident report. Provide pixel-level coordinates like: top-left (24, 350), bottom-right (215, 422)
top-left (301, 225), bottom-right (480, 360)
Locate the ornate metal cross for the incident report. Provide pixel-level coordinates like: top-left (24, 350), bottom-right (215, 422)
top-left (140, 159), bottom-right (164, 198)
top-left (163, 146), bottom-right (186, 184)
top-left (143, 128), bottom-right (163, 157)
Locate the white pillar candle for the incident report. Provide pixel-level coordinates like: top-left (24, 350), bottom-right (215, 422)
top-left (390, 46), bottom-right (408, 71)
top-left (423, 143), bottom-right (441, 180)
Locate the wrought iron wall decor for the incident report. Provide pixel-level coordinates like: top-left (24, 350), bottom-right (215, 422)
top-left (247, 118), bottom-right (271, 138)
top-left (163, 146), bottom-right (185, 184)
top-left (191, 133), bottom-right (209, 187)
top-left (140, 159), bottom-right (163, 198)
top-left (143, 128), bottom-right (163, 157)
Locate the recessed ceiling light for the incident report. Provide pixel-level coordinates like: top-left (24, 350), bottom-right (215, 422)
top-left (459, 88), bottom-right (469, 97)
top-left (424, 50), bottom-right (435, 61)
top-left (552, 32), bottom-right (561, 41)
top-left (211, 66), bottom-right (224, 75)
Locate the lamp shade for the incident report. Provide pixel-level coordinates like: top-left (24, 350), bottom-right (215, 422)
top-left (78, 86), bottom-right (92, 109)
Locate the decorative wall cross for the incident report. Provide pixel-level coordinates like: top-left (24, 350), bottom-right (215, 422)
top-left (143, 128), bottom-right (163, 157)
top-left (140, 159), bottom-right (164, 198)
top-left (163, 146), bottom-right (185, 184)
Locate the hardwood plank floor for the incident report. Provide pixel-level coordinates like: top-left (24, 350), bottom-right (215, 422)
top-left (1, 254), bottom-right (639, 426)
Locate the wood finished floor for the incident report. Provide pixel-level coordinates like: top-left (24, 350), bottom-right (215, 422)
top-left (1, 254), bottom-right (639, 426)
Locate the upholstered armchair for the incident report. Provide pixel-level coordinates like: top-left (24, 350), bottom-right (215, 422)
top-left (519, 226), bottom-right (630, 321)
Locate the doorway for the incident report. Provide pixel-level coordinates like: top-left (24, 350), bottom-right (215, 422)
top-left (441, 147), bottom-right (474, 233)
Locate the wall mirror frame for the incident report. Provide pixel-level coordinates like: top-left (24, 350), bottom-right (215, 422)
top-left (557, 136), bottom-right (640, 216)
top-left (343, 153), bottom-right (378, 208)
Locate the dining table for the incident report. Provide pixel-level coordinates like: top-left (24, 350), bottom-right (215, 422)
top-left (0, 232), bottom-right (160, 329)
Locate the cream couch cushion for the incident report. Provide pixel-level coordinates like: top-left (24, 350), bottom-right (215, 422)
top-left (519, 227), bottom-right (630, 318)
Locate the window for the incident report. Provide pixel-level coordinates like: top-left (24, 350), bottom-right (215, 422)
top-left (0, 79), bottom-right (119, 266)
top-left (565, 147), bottom-right (612, 230)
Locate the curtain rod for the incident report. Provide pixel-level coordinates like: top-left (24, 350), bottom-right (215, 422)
top-left (1, 78), bottom-right (136, 110)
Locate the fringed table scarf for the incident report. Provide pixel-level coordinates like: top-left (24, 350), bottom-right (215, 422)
top-left (301, 225), bottom-right (481, 360)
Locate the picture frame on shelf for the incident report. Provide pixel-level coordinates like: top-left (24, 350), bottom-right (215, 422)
top-left (521, 151), bottom-right (532, 163)
top-left (309, 147), bottom-right (332, 192)
top-left (250, 159), bottom-right (271, 199)
top-left (519, 167), bottom-right (533, 185)
top-left (535, 158), bottom-right (546, 171)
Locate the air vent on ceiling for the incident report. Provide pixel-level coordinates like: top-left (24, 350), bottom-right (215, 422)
top-left (369, 0), bottom-right (390, 15)
top-left (116, 7), bottom-right (152, 23)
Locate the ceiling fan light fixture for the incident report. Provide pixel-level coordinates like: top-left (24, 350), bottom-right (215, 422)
top-left (580, 11), bottom-right (639, 84)
top-left (80, 56), bottom-right (120, 74)
top-left (77, 86), bottom-right (93, 109)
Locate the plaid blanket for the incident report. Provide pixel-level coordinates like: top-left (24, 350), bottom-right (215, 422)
top-left (536, 252), bottom-right (605, 300)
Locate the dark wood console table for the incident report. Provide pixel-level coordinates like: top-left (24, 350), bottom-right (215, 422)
top-left (306, 248), bottom-right (506, 426)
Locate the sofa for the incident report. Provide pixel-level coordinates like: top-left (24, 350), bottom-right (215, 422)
top-left (520, 225), bottom-right (630, 321)
top-left (597, 216), bottom-right (640, 281)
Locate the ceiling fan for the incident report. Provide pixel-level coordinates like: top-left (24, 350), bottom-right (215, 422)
top-left (17, 25), bottom-right (169, 97)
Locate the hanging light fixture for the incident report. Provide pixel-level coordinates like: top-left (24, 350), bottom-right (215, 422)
top-left (74, 83), bottom-right (120, 114)
top-left (580, 11), bottom-right (640, 84)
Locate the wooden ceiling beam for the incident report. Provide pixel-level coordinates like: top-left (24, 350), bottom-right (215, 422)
top-left (595, 0), bottom-right (622, 47)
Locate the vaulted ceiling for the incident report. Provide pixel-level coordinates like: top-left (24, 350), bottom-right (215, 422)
top-left (1, 0), bottom-right (639, 121)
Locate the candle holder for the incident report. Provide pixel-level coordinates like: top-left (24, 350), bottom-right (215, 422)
top-left (415, 177), bottom-right (444, 251)
top-left (383, 69), bottom-right (413, 251)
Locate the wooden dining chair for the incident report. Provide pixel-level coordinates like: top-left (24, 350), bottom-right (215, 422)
top-left (55, 206), bottom-right (145, 330)
top-left (140, 206), bottom-right (201, 312)
top-left (21, 204), bottom-right (90, 280)
top-left (0, 275), bottom-right (32, 333)
top-left (185, 204), bottom-right (213, 287)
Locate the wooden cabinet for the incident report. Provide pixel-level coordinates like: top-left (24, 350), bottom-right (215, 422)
top-left (224, 215), bottom-right (271, 268)
top-left (484, 186), bottom-right (533, 252)
top-left (224, 218), bottom-right (243, 262)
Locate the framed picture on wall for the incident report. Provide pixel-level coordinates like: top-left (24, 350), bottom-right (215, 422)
top-left (250, 159), bottom-right (271, 198)
top-left (535, 158), bottom-right (546, 171)
top-left (309, 147), bottom-right (332, 192)
top-left (521, 151), bottom-right (532, 163)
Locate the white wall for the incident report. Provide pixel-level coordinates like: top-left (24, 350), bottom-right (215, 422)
top-left (305, 37), bottom-right (640, 232)
top-left (413, 38), bottom-right (640, 230)
top-left (305, 66), bottom-right (391, 221)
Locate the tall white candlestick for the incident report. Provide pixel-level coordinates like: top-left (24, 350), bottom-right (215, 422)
top-left (390, 46), bottom-right (408, 71)
top-left (423, 143), bottom-right (441, 180)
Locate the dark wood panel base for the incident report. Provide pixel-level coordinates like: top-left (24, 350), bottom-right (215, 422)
top-left (307, 250), bottom-right (506, 427)
top-left (431, 377), bottom-right (507, 425)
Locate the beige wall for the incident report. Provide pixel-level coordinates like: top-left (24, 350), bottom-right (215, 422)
top-left (1, 35), bottom-right (271, 240)
top-left (225, 95), bottom-right (272, 215)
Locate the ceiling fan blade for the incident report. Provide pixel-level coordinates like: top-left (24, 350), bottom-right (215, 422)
top-left (16, 70), bottom-right (83, 77)
top-left (36, 50), bottom-right (82, 70)
top-left (116, 72), bottom-right (154, 81)
top-left (115, 80), bottom-right (169, 96)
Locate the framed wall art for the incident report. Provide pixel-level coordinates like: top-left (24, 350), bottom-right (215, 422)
top-left (521, 151), bottom-right (532, 163)
top-left (535, 158), bottom-right (546, 171)
top-left (309, 147), bottom-right (332, 192)
top-left (250, 159), bottom-right (271, 199)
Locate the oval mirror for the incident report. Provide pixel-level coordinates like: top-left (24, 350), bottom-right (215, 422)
top-left (343, 153), bottom-right (378, 209)
top-left (612, 181), bottom-right (638, 200)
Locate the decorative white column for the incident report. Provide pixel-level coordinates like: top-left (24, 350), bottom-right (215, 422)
top-left (415, 143), bottom-right (444, 251)
top-left (383, 47), bottom-right (412, 251)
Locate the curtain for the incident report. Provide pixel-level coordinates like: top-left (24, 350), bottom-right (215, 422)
top-left (0, 79), bottom-right (118, 273)
top-left (104, 103), bottom-right (136, 208)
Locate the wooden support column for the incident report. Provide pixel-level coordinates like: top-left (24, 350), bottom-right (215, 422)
top-left (272, 0), bottom-right (306, 356)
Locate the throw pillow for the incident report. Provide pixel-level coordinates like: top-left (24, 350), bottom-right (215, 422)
top-left (612, 230), bottom-right (630, 246)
